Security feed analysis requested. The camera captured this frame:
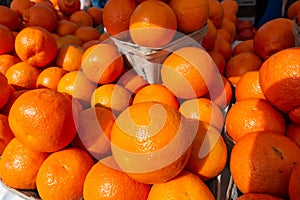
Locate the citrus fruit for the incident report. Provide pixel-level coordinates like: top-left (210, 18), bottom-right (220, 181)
top-left (288, 163), bottom-right (300, 200)
top-left (0, 73), bottom-right (10, 110)
top-left (36, 66), bottom-right (68, 90)
top-left (0, 114), bottom-right (15, 155)
top-left (0, 24), bottom-right (15, 55)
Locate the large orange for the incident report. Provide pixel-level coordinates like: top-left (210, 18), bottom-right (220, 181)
top-left (0, 24), bottom-right (15, 55)
top-left (0, 73), bottom-right (10, 110)
top-left (161, 46), bottom-right (217, 99)
top-left (288, 163), bottom-right (300, 200)
top-left (36, 66), bottom-right (68, 90)
top-left (8, 88), bottom-right (78, 152)
top-left (230, 132), bottom-right (300, 198)
top-left (14, 26), bottom-right (58, 67)
top-left (129, 1), bottom-right (177, 48)
top-left (55, 44), bottom-right (84, 71)
top-left (0, 114), bottom-right (15, 155)
top-left (147, 170), bottom-right (215, 200)
top-left (225, 98), bottom-right (286, 142)
top-left (0, 5), bottom-right (21, 31)
top-left (83, 156), bottom-right (150, 200)
top-left (168, 0), bottom-right (209, 34)
top-left (110, 101), bottom-right (193, 184)
top-left (36, 147), bottom-right (94, 200)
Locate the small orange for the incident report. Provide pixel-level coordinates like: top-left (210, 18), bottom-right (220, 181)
top-left (74, 26), bottom-right (101, 43)
top-left (0, 73), bottom-right (10, 110)
top-left (208, 50), bottom-right (226, 74)
top-left (223, 11), bottom-right (237, 25)
top-left (286, 122), bottom-right (300, 148)
top-left (161, 46), bottom-right (217, 99)
top-left (55, 34), bottom-right (83, 48)
top-left (208, 0), bottom-right (224, 28)
top-left (90, 83), bottom-right (132, 114)
top-left (225, 98), bottom-right (286, 142)
top-left (8, 88), bottom-right (78, 152)
top-left (230, 132), bottom-right (300, 198)
top-left (83, 156), bottom-right (151, 200)
top-left (210, 37), bottom-right (232, 61)
top-left (57, 0), bottom-right (81, 16)
top-left (86, 6), bottom-right (103, 26)
top-left (0, 89), bottom-right (28, 115)
top-left (81, 43), bottom-right (124, 84)
top-left (185, 121), bottom-right (227, 181)
top-left (14, 26), bottom-right (58, 67)
top-left (36, 147), bottom-right (94, 200)
top-left (201, 19), bottom-right (217, 51)
top-left (0, 114), bottom-right (15, 155)
top-left (168, 0), bottom-right (209, 34)
top-left (10, 0), bottom-right (35, 16)
top-left (237, 193), bottom-right (284, 200)
top-left (0, 54), bottom-right (21, 75)
top-left (235, 71), bottom-right (266, 101)
top-left (0, 5), bottom-right (21, 31)
top-left (69, 10), bottom-right (93, 27)
top-left (287, 0), bottom-right (300, 19)
top-left (216, 28), bottom-right (232, 43)
top-left (111, 101), bottom-right (193, 184)
top-left (129, 1), bottom-right (177, 48)
top-left (55, 19), bottom-right (78, 36)
top-left (0, 138), bottom-right (49, 189)
top-left (81, 39), bottom-right (102, 50)
top-left (220, 0), bottom-right (239, 15)
top-left (5, 61), bottom-right (41, 90)
top-left (147, 170), bottom-right (215, 200)
top-left (0, 24), bottom-right (15, 55)
top-left (288, 163), bottom-right (300, 200)
top-left (232, 39), bottom-right (254, 56)
top-left (288, 106), bottom-right (300, 125)
top-left (36, 66), bottom-right (68, 90)
top-left (117, 69), bottom-right (149, 94)
top-left (55, 44), bottom-right (84, 71)
top-left (220, 18), bottom-right (236, 40)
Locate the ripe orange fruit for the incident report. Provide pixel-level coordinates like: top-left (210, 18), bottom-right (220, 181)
top-left (253, 18), bottom-right (294, 60)
top-left (232, 39), bottom-right (254, 56)
top-left (0, 24), bottom-right (15, 55)
top-left (0, 138), bottom-right (49, 189)
top-left (117, 69), bottom-right (149, 94)
top-left (286, 122), bottom-right (300, 148)
top-left (216, 28), bottom-right (232, 44)
top-left (111, 101), bottom-right (193, 184)
top-left (223, 11), bottom-right (237, 25)
top-left (5, 61), bottom-right (41, 90)
top-left (0, 114), bottom-right (14, 155)
top-left (8, 88), bottom-right (78, 152)
top-left (129, 1), bottom-right (177, 48)
top-left (208, 0), bottom-right (224, 28)
top-left (235, 71), bottom-right (266, 101)
top-left (225, 52), bottom-right (263, 85)
top-left (133, 83), bottom-right (179, 110)
top-left (220, 18), bottom-right (236, 40)
top-left (55, 34), bottom-right (83, 48)
top-left (179, 97), bottom-right (224, 132)
top-left (220, 0), bottom-right (239, 15)
top-left (10, 0), bottom-right (35, 16)
top-left (0, 89), bottom-right (28, 116)
top-left (55, 44), bottom-right (84, 71)
top-left (102, 0), bottom-right (138, 39)
top-left (55, 19), bottom-right (78, 36)
top-left (287, 0), bottom-right (300, 19)
top-left (208, 50), bottom-right (226, 74)
top-left (230, 132), bottom-right (300, 198)
top-left (74, 26), bottom-right (101, 43)
top-left (259, 48), bottom-right (300, 116)
top-left (210, 37), bottom-right (232, 61)
top-left (91, 83), bottom-right (132, 115)
top-left (0, 73), bottom-right (10, 110)
top-left (81, 43), bottom-right (124, 84)
top-left (14, 26), bottom-right (58, 67)
top-left (147, 170), bottom-right (215, 200)
top-left (36, 66), bottom-right (68, 90)
top-left (161, 46), bottom-right (216, 99)
top-left (81, 39), bottom-right (102, 50)
top-left (69, 10), bottom-right (93, 27)
top-left (83, 156), bottom-right (150, 200)
top-left (0, 54), bottom-right (21, 75)
top-left (237, 193), bottom-right (284, 200)
top-left (185, 121), bottom-right (227, 181)
top-left (202, 19), bottom-right (217, 51)
top-left (289, 163), bottom-right (300, 200)
top-left (288, 106), bottom-right (300, 125)
top-left (168, 0), bottom-right (209, 34)
top-left (36, 147), bottom-right (94, 200)
top-left (86, 7), bottom-right (103, 26)
top-left (225, 98), bottom-right (286, 142)
top-left (0, 5), bottom-right (21, 31)
top-left (57, 0), bottom-right (80, 16)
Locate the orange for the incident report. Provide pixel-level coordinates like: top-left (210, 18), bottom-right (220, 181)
top-left (225, 98), bottom-right (286, 142)
top-left (8, 88), bottom-right (78, 152)
top-left (235, 71), bottom-right (266, 101)
top-left (57, 70), bottom-right (96, 104)
top-left (10, 0), bottom-right (35, 16)
top-left (55, 44), bottom-right (84, 71)
top-left (289, 163), bottom-right (300, 200)
top-left (210, 37), bottom-right (232, 61)
top-left (55, 34), bottom-right (83, 48)
top-left (259, 48), bottom-right (300, 115)
top-left (55, 19), bottom-right (78, 36)
top-left (14, 26), bottom-right (58, 67)
top-left (220, 18), bottom-right (236, 40)
top-left (201, 19), bottom-right (217, 51)
top-left (179, 97), bottom-right (224, 132)
top-left (0, 73), bottom-right (10, 110)
top-left (253, 18), bottom-right (294, 60)
top-left (0, 138), bottom-right (49, 189)
top-left (0, 114), bottom-right (14, 155)
top-left (129, 1), bottom-right (177, 48)
top-left (220, 0), bottom-right (239, 15)
top-left (74, 26), bottom-right (101, 43)
top-left (91, 84), bottom-right (132, 115)
top-left (0, 24), bottom-right (15, 55)
top-left (86, 6), bottom-right (103, 26)
top-left (232, 39), bottom-right (254, 56)
top-left (168, 0), bottom-right (209, 34)
top-left (225, 52), bottom-right (263, 85)
top-left (81, 39), bottom-right (102, 50)
top-left (36, 66), bottom-right (68, 90)
top-left (5, 61), bottom-right (41, 90)
top-left (223, 11), bottom-right (237, 25)
top-left (288, 106), bottom-right (300, 125)
top-left (83, 156), bottom-right (150, 200)
top-left (0, 89), bottom-right (28, 116)
top-left (185, 121), bottom-right (227, 181)
top-left (208, 50), bottom-right (226, 74)
top-left (133, 83), bottom-right (179, 110)
top-left (161, 46), bottom-right (217, 99)
top-left (69, 10), bottom-right (93, 27)
top-left (230, 132), bottom-right (300, 198)
top-left (208, 0), bottom-right (224, 28)
top-left (216, 28), bottom-right (232, 43)
top-left (81, 43), bottom-right (124, 84)
top-left (0, 54), bottom-right (21, 75)
top-left (0, 5), bottom-right (21, 31)
top-left (286, 122), bottom-right (300, 148)
top-left (36, 147), bottom-right (94, 200)
top-left (102, 0), bottom-right (138, 39)
top-left (77, 107), bottom-right (115, 160)
top-left (287, 0), bottom-right (300, 19)
top-left (237, 193), bottom-right (284, 200)
top-left (57, 0), bottom-right (80, 16)
top-left (99, 31), bottom-right (110, 42)
top-left (110, 101), bottom-right (193, 184)
top-left (117, 69), bottom-right (149, 94)
top-left (147, 170), bottom-right (215, 200)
